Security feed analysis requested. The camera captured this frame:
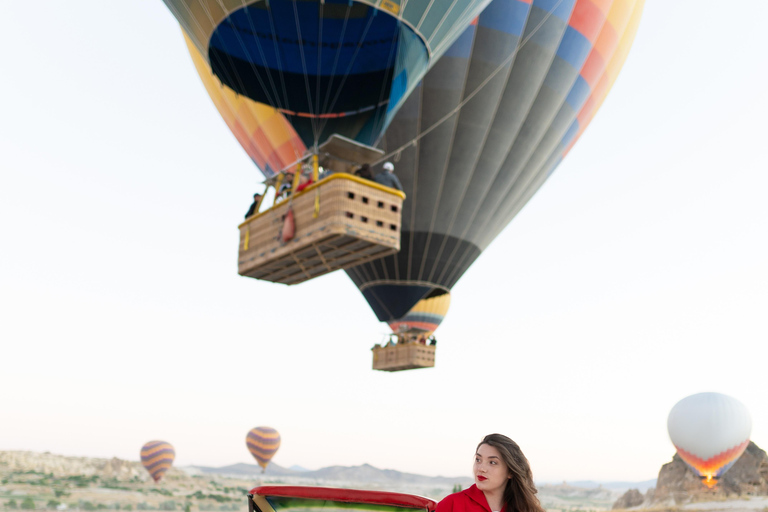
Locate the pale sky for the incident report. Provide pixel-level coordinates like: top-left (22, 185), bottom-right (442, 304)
top-left (1, 1), bottom-right (767, 485)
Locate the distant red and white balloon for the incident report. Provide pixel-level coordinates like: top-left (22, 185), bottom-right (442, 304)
top-left (667, 392), bottom-right (751, 488)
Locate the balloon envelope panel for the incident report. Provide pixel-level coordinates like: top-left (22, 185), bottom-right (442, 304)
top-left (163, 0), bottom-right (494, 148)
top-left (140, 441), bottom-right (175, 483)
top-left (668, 392), bottom-right (752, 484)
top-left (184, 32), bottom-right (306, 178)
top-left (246, 426), bottom-right (281, 469)
top-left (388, 292), bottom-right (450, 335)
top-left (346, 0), bottom-right (644, 322)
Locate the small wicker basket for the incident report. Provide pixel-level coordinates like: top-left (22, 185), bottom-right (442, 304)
top-left (371, 343), bottom-right (436, 372)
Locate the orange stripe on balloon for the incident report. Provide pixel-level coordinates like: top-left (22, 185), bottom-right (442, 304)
top-left (564, 0), bottom-right (644, 157)
top-left (676, 440), bottom-right (750, 474)
top-left (568, 0), bottom-right (607, 44)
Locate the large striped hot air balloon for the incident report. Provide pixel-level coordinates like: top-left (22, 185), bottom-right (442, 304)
top-left (140, 441), bottom-right (175, 483)
top-left (668, 392), bottom-right (752, 488)
top-left (345, 0), bottom-right (645, 326)
top-left (246, 426), bottom-right (281, 473)
top-left (164, 0), bottom-right (495, 150)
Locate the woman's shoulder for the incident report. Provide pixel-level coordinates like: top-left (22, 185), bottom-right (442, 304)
top-left (436, 486), bottom-right (481, 511)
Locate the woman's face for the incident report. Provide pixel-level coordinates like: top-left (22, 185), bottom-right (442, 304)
top-left (474, 443), bottom-right (511, 496)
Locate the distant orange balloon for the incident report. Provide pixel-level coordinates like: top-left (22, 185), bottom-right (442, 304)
top-left (246, 427), bottom-right (280, 472)
top-left (140, 441), bottom-right (175, 482)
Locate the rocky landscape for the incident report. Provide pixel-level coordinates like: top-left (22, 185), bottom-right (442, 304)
top-left (613, 442), bottom-right (768, 512)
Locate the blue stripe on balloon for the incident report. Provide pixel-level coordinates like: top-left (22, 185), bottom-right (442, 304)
top-left (565, 74), bottom-right (592, 110)
top-left (478, 0), bottom-right (530, 37)
top-left (532, 0), bottom-right (576, 23)
top-left (556, 26), bottom-right (593, 71)
top-left (402, 312), bottom-right (445, 323)
top-left (560, 120), bottom-right (579, 148)
top-left (443, 24), bottom-right (476, 59)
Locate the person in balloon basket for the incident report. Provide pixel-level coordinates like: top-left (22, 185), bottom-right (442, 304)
top-left (436, 434), bottom-right (544, 512)
top-left (355, 163), bottom-right (375, 181)
top-left (374, 162), bottom-right (403, 191)
top-left (244, 192), bottom-right (263, 219)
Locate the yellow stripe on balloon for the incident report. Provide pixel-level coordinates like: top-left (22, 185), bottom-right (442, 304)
top-left (182, 30), bottom-right (306, 175)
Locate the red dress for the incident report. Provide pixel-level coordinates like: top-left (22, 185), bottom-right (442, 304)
top-left (436, 485), bottom-right (506, 512)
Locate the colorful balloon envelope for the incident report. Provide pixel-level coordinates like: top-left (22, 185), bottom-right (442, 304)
top-left (667, 392), bottom-right (752, 488)
top-left (164, 0), bottom-right (495, 149)
top-left (140, 440), bottom-right (175, 483)
top-left (246, 426), bottom-right (281, 472)
top-left (346, 0), bottom-right (645, 327)
top-left (183, 32), bottom-right (306, 179)
top-left (170, 0), bottom-right (646, 350)
top-left (388, 292), bottom-right (450, 337)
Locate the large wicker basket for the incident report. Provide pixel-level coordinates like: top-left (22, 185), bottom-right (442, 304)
top-left (238, 174), bottom-right (404, 285)
top-left (371, 343), bottom-right (436, 372)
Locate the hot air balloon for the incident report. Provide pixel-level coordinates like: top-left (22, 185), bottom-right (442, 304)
top-left (373, 293), bottom-right (449, 371)
top-left (140, 441), bottom-right (175, 483)
top-left (345, 0), bottom-right (645, 332)
top-left (170, 0), bottom-right (645, 369)
top-left (246, 426), bottom-right (281, 472)
top-left (164, 0), bottom-right (495, 150)
top-left (667, 392), bottom-right (752, 488)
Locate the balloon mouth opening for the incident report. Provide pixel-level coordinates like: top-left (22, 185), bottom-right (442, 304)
top-left (701, 475), bottom-right (718, 488)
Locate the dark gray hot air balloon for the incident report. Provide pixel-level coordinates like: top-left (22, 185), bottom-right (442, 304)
top-left (346, 0), bottom-right (645, 324)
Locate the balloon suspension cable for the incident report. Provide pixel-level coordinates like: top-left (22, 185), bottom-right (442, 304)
top-left (315, 7), bottom-right (378, 140)
top-left (372, 0), bottom-right (567, 167)
top-left (291, 0), bottom-right (321, 145)
top-left (363, 18), bottom-right (402, 144)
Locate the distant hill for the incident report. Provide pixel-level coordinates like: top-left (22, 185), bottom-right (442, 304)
top-left (558, 480), bottom-right (657, 493)
top-left (186, 461), bottom-right (473, 486)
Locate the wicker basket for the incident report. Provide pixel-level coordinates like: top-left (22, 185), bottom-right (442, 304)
top-left (238, 173), bottom-right (404, 285)
top-left (371, 343), bottom-right (436, 372)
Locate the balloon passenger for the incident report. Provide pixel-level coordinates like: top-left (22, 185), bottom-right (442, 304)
top-left (355, 164), bottom-right (375, 181)
top-left (245, 193), bottom-right (263, 219)
top-left (436, 434), bottom-right (544, 512)
top-left (374, 162), bottom-right (403, 191)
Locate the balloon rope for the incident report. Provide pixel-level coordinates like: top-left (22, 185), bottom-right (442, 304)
top-left (237, 0), bottom-right (286, 110)
top-left (314, 2), bottom-right (325, 151)
top-left (414, 0), bottom-right (438, 32)
top-left (197, 1), bottom-right (257, 104)
top-left (318, 3), bottom-right (354, 129)
top-left (425, 0), bottom-right (462, 49)
top-left (368, 21), bottom-right (404, 145)
top-left (373, 0), bottom-right (567, 166)
top-left (265, 1), bottom-right (293, 112)
top-left (291, 0), bottom-right (321, 147)
top-left (315, 10), bottom-right (378, 141)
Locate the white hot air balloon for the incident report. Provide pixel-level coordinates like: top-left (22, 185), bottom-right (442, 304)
top-left (667, 392), bottom-right (752, 488)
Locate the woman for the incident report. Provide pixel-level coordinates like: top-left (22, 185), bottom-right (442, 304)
top-left (436, 434), bottom-right (544, 512)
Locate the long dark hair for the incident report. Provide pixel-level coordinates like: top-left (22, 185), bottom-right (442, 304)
top-left (477, 434), bottom-right (544, 512)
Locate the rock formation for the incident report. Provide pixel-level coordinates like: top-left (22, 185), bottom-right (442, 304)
top-left (612, 489), bottom-right (644, 509)
top-left (0, 451), bottom-right (185, 481)
top-left (613, 441), bottom-right (768, 509)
